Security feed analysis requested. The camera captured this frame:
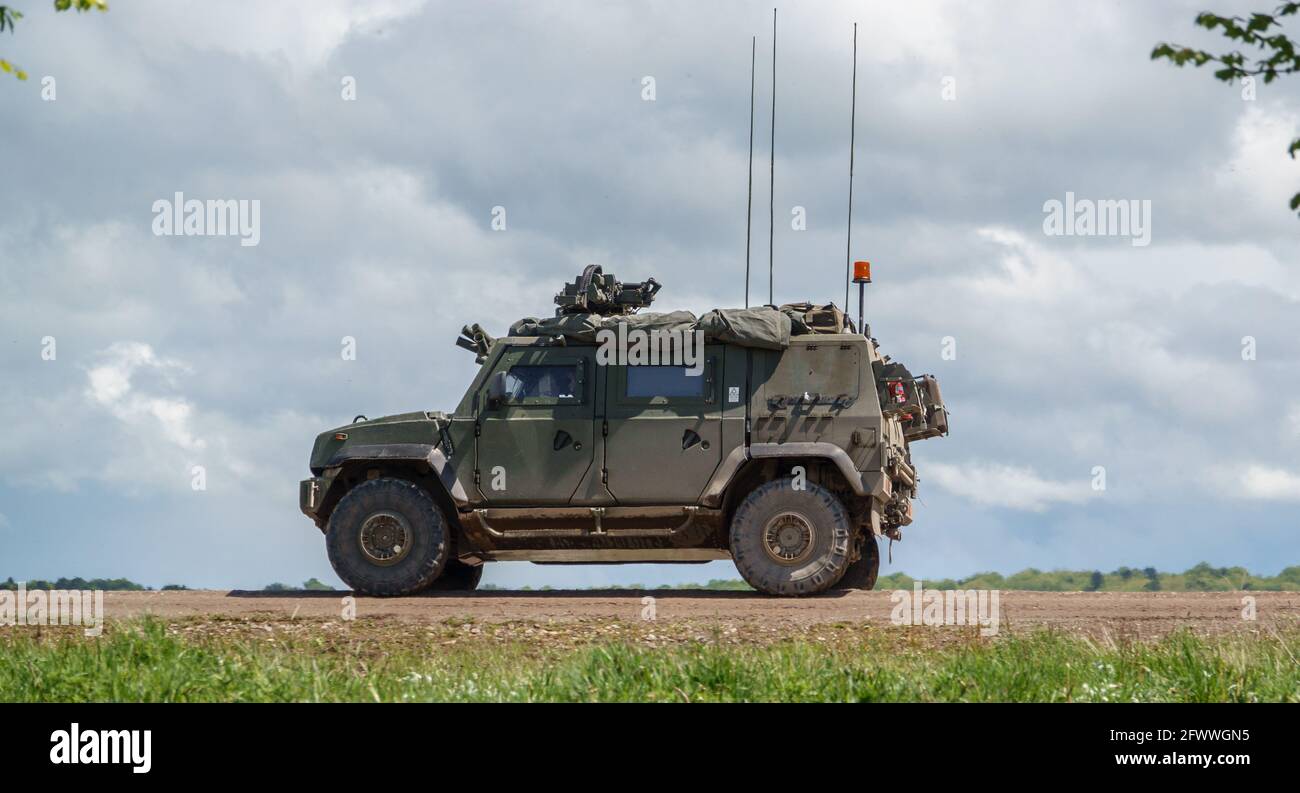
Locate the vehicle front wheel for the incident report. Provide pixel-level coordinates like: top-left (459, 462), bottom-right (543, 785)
top-left (326, 478), bottom-right (449, 596)
top-left (729, 479), bottom-right (853, 596)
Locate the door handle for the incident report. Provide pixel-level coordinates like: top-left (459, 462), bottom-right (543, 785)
top-left (553, 430), bottom-right (573, 451)
top-left (682, 429), bottom-right (701, 450)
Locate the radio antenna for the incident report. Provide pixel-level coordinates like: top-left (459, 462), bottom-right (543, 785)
top-left (843, 22), bottom-right (858, 314)
top-left (745, 36), bottom-right (756, 309)
top-left (768, 7), bottom-right (777, 307)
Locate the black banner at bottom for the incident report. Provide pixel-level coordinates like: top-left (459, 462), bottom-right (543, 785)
top-left (4, 702), bottom-right (1286, 781)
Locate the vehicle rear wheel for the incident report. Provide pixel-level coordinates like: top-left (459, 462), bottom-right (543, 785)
top-left (427, 558), bottom-right (484, 591)
top-left (326, 478), bottom-right (448, 596)
top-left (835, 533), bottom-right (880, 590)
top-left (729, 478), bottom-right (853, 596)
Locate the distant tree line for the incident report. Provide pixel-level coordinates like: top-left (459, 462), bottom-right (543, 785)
top-left (261, 578), bottom-right (334, 592)
top-left (875, 563), bottom-right (1300, 592)
top-left (1, 576), bottom-right (155, 591)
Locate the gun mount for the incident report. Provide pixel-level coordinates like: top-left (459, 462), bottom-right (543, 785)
top-left (554, 264), bottom-right (660, 317)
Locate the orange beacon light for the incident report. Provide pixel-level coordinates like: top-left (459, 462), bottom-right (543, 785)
top-left (853, 260), bottom-right (872, 334)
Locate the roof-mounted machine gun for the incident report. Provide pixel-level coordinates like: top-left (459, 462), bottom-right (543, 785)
top-left (554, 264), bottom-right (660, 316)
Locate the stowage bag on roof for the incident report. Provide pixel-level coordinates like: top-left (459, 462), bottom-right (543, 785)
top-left (694, 307), bottom-right (791, 350)
top-left (508, 306), bottom-right (791, 349)
top-left (508, 310), bottom-right (698, 344)
top-left (620, 310), bottom-right (701, 337)
top-left (508, 313), bottom-right (606, 342)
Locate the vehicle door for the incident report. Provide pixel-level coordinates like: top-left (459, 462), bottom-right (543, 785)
top-left (475, 345), bottom-right (597, 504)
top-left (602, 347), bottom-right (724, 504)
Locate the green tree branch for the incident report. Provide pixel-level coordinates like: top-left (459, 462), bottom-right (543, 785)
top-left (1153, 3), bottom-right (1300, 214)
top-left (0, 0), bottom-right (108, 82)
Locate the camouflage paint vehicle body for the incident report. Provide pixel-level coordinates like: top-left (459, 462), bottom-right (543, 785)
top-left (300, 268), bottom-right (948, 596)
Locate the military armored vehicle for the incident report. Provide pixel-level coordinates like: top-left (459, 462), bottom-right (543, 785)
top-left (300, 266), bottom-right (948, 596)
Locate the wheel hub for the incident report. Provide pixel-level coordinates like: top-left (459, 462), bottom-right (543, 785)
top-left (761, 511), bottom-right (815, 565)
top-left (359, 511), bottom-right (412, 566)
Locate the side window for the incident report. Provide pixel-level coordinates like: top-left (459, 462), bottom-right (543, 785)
top-left (504, 364), bottom-right (581, 403)
top-left (626, 365), bottom-right (707, 399)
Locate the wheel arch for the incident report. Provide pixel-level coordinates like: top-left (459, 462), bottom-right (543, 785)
top-left (707, 442), bottom-right (869, 508)
top-left (713, 447), bottom-right (872, 532)
top-left (317, 445), bottom-right (464, 533)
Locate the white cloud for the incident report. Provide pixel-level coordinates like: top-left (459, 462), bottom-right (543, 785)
top-left (132, 0), bottom-right (430, 76)
top-left (927, 461), bottom-right (1093, 512)
top-left (1083, 320), bottom-right (1251, 421)
top-left (85, 342), bottom-right (205, 454)
top-left (1216, 104), bottom-right (1300, 223)
top-left (971, 227), bottom-right (1082, 301)
top-left (1239, 465), bottom-right (1300, 502)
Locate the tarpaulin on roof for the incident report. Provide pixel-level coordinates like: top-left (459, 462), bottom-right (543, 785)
top-left (508, 306), bottom-right (793, 350)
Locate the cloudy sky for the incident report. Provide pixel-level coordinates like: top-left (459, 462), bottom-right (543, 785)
top-left (1, 0), bottom-right (1296, 589)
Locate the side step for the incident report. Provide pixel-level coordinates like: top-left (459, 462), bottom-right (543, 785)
top-left (482, 548), bottom-right (732, 563)
top-left (466, 505), bottom-right (712, 538)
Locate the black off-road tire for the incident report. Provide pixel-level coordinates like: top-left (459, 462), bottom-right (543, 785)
top-left (326, 478), bottom-right (448, 596)
top-left (835, 533), bottom-right (880, 590)
top-left (729, 478), bottom-right (853, 596)
top-left (427, 558), bottom-right (484, 591)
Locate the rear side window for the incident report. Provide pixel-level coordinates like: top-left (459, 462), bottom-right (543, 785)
top-left (626, 365), bottom-right (706, 399)
top-left (505, 364), bottom-right (579, 401)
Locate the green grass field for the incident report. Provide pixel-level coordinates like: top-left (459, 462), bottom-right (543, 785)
top-left (2, 619), bottom-right (1296, 702)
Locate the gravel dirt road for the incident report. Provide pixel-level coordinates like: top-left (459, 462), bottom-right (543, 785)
top-left (100, 590), bottom-right (1300, 639)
